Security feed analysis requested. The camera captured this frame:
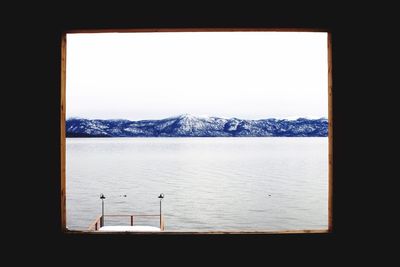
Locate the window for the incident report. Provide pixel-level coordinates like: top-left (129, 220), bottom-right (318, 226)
top-left (61, 29), bottom-right (332, 234)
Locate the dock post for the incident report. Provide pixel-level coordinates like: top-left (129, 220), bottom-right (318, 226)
top-left (158, 193), bottom-right (164, 229)
top-left (100, 193), bottom-right (105, 227)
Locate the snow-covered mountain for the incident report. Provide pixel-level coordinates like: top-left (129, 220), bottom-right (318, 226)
top-left (66, 114), bottom-right (328, 137)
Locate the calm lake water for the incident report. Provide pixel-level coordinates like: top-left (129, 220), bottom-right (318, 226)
top-left (66, 137), bottom-right (328, 231)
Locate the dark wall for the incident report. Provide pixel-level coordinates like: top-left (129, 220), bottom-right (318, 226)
top-left (11, 2), bottom-right (374, 262)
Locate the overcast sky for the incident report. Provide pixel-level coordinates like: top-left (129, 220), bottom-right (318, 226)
top-left (66, 32), bottom-right (328, 120)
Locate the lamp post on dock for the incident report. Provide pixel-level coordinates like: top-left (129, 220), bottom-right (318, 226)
top-left (158, 193), bottom-right (164, 229)
top-left (100, 193), bottom-right (105, 227)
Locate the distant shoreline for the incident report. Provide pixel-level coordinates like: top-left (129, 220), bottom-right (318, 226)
top-left (66, 115), bottom-right (328, 138)
top-left (66, 135), bottom-right (328, 138)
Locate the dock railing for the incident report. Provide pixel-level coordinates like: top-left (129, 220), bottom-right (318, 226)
top-left (88, 214), bottom-right (165, 231)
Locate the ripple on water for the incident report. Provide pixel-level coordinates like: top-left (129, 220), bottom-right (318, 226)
top-left (66, 137), bottom-right (329, 231)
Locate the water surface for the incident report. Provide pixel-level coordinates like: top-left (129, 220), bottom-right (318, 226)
top-left (66, 137), bottom-right (328, 231)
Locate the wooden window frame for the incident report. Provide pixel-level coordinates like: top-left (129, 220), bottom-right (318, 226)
top-left (60, 28), bottom-right (333, 234)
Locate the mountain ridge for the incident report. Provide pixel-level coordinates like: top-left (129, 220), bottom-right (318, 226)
top-left (66, 114), bottom-right (328, 137)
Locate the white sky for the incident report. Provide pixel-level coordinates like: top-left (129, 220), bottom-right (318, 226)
top-left (66, 32), bottom-right (328, 120)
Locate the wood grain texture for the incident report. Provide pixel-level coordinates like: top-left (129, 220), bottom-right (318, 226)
top-left (66, 229), bottom-right (330, 235)
top-left (65, 28), bottom-right (329, 34)
top-left (60, 34), bottom-right (67, 232)
top-left (328, 32), bottom-right (333, 232)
